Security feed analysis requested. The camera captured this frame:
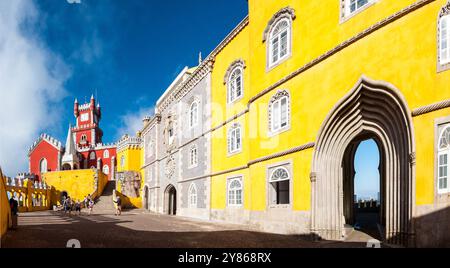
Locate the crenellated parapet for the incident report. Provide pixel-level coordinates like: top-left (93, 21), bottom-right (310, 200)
top-left (28, 133), bottom-right (64, 156)
top-left (117, 135), bottom-right (143, 152)
top-left (77, 142), bottom-right (117, 152)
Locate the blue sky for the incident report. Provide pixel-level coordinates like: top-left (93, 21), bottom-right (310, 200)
top-left (0, 0), bottom-right (381, 200)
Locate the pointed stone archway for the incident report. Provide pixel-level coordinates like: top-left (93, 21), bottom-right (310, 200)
top-left (310, 76), bottom-right (416, 246)
top-left (164, 184), bottom-right (177, 216)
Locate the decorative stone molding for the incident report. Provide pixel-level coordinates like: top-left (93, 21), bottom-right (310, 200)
top-left (165, 154), bottom-right (176, 179)
top-left (223, 59), bottom-right (246, 85)
top-left (28, 133), bottom-right (63, 156)
top-left (263, 7), bottom-right (296, 42)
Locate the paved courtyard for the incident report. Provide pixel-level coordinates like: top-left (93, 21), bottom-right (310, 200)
top-left (1, 210), bottom-right (376, 248)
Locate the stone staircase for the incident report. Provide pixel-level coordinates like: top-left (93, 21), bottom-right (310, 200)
top-left (92, 181), bottom-right (116, 213)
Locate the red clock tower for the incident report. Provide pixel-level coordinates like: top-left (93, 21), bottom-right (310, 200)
top-left (73, 95), bottom-right (103, 147)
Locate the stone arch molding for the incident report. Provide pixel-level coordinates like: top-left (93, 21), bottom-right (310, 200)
top-left (310, 76), bottom-right (416, 246)
top-left (262, 7), bottom-right (296, 42)
top-left (223, 59), bottom-right (246, 85)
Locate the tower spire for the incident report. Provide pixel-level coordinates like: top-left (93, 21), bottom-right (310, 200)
top-left (61, 124), bottom-right (80, 170)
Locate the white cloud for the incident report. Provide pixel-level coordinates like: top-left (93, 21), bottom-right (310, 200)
top-left (115, 106), bottom-right (155, 140)
top-left (67, 0), bottom-right (82, 4)
top-left (0, 0), bottom-right (70, 177)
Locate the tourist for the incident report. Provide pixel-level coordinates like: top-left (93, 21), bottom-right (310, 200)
top-left (9, 196), bottom-right (19, 229)
top-left (115, 196), bottom-right (122, 216)
top-left (64, 196), bottom-right (72, 216)
top-left (88, 198), bottom-right (94, 215)
top-left (75, 200), bottom-right (82, 215)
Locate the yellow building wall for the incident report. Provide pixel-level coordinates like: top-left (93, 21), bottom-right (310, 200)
top-left (0, 169), bottom-right (11, 240)
top-left (116, 147), bottom-right (143, 208)
top-left (43, 169), bottom-right (108, 205)
top-left (211, 0), bottom-right (450, 213)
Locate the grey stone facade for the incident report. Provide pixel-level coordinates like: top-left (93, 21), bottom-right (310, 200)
top-left (141, 66), bottom-right (211, 220)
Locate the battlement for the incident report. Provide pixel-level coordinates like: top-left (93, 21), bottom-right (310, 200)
top-left (77, 142), bottom-right (117, 152)
top-left (28, 133), bottom-right (63, 155)
top-left (78, 103), bottom-right (91, 111)
top-left (117, 135), bottom-right (142, 152)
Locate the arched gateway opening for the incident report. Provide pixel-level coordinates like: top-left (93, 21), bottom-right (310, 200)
top-left (311, 77), bottom-right (415, 246)
top-left (164, 184), bottom-right (177, 215)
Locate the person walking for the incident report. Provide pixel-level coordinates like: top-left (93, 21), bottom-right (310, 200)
top-left (88, 198), bottom-right (94, 216)
top-left (115, 196), bottom-right (122, 216)
top-left (75, 200), bottom-right (81, 215)
top-left (9, 196), bottom-right (19, 229)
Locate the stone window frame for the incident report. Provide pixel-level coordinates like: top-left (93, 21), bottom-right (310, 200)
top-left (120, 155), bottom-right (125, 168)
top-left (188, 183), bottom-right (198, 209)
top-left (40, 158), bottom-right (48, 174)
top-left (266, 160), bottom-right (293, 210)
top-left (339, 0), bottom-right (377, 24)
top-left (89, 151), bottom-right (96, 160)
top-left (224, 60), bottom-right (246, 105)
top-left (188, 144), bottom-right (198, 169)
top-left (227, 123), bottom-right (243, 157)
top-left (189, 100), bottom-right (200, 129)
top-left (268, 89), bottom-right (291, 137)
top-left (435, 117), bottom-right (450, 204)
top-left (263, 7), bottom-right (295, 72)
top-left (227, 176), bottom-right (244, 208)
top-left (103, 149), bottom-right (109, 159)
top-left (437, 1), bottom-right (450, 72)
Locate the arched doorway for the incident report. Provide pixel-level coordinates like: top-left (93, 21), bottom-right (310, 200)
top-left (164, 184), bottom-right (177, 215)
top-left (310, 77), bottom-right (415, 246)
top-left (62, 163), bottom-right (72, 171)
top-left (343, 138), bottom-right (382, 240)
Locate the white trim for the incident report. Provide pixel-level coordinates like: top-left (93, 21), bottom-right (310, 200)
top-left (227, 176), bottom-right (243, 207)
top-left (267, 18), bottom-right (292, 70)
top-left (438, 125), bottom-right (450, 194)
top-left (341, 0), bottom-right (377, 23)
top-left (268, 90), bottom-right (291, 136)
top-left (227, 123), bottom-right (243, 156)
top-left (39, 158), bottom-right (48, 174)
top-left (103, 149), bottom-right (110, 159)
top-left (227, 66), bottom-right (244, 104)
top-left (189, 145), bottom-right (198, 169)
top-left (102, 164), bottom-right (110, 175)
top-left (189, 101), bottom-right (199, 129)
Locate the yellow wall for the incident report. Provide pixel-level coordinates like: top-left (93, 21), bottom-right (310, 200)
top-left (0, 169), bottom-right (11, 240)
top-left (43, 169), bottom-right (108, 205)
top-left (116, 146), bottom-right (143, 208)
top-left (211, 0), bottom-right (450, 213)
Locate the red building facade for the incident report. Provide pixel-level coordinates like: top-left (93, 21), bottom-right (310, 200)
top-left (28, 96), bottom-right (117, 181)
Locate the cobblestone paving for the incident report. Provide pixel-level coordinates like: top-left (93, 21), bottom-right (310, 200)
top-left (1, 210), bottom-right (374, 248)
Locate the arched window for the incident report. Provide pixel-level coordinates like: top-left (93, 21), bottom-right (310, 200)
top-left (189, 101), bottom-right (199, 128)
top-left (228, 177), bottom-right (243, 206)
top-left (188, 183), bottom-right (197, 208)
top-left (438, 126), bottom-right (450, 193)
top-left (80, 134), bottom-right (88, 144)
top-left (189, 145), bottom-right (198, 168)
top-left (439, 4), bottom-right (450, 68)
top-left (103, 165), bottom-right (109, 175)
top-left (148, 140), bottom-right (154, 157)
top-left (103, 150), bottom-right (109, 159)
top-left (89, 151), bottom-right (96, 160)
top-left (269, 90), bottom-right (291, 134)
top-left (120, 155), bottom-right (125, 168)
top-left (269, 167), bottom-right (290, 205)
top-left (227, 67), bottom-right (243, 104)
top-left (268, 18), bottom-right (291, 68)
top-left (40, 158), bottom-right (48, 174)
top-left (227, 123), bottom-right (242, 154)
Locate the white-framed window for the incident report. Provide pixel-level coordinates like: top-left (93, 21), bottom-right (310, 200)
top-left (227, 177), bottom-right (243, 207)
top-left (120, 155), bottom-right (125, 168)
top-left (103, 150), bottom-right (109, 159)
top-left (103, 165), bottom-right (109, 175)
top-left (188, 183), bottom-right (197, 208)
top-left (227, 67), bottom-right (243, 104)
top-left (344, 0), bottom-right (371, 17)
top-left (440, 15), bottom-right (450, 65)
top-left (81, 134), bottom-right (88, 144)
top-left (189, 101), bottom-right (199, 128)
top-left (227, 123), bottom-right (242, 155)
top-left (89, 151), bottom-right (96, 160)
top-left (189, 145), bottom-right (198, 168)
top-left (40, 158), bottom-right (48, 174)
top-left (438, 125), bottom-right (450, 194)
top-left (269, 90), bottom-right (290, 134)
top-left (269, 166), bottom-right (290, 205)
top-left (268, 18), bottom-right (291, 68)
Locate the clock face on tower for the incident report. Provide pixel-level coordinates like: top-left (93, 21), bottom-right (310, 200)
top-left (80, 113), bottom-right (89, 122)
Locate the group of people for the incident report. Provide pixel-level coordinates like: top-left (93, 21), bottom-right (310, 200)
top-left (62, 194), bottom-right (94, 216)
